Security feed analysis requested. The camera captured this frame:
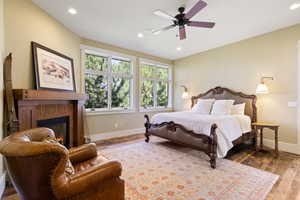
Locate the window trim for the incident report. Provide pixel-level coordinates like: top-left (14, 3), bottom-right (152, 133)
top-left (81, 45), bottom-right (136, 114)
top-left (139, 58), bottom-right (173, 111)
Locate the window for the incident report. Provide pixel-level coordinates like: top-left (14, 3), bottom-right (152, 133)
top-left (140, 60), bottom-right (172, 110)
top-left (83, 48), bottom-right (135, 113)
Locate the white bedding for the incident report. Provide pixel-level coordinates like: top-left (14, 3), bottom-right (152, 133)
top-left (151, 112), bottom-right (251, 158)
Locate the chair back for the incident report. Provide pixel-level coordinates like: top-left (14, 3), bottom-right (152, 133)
top-left (0, 128), bottom-right (68, 200)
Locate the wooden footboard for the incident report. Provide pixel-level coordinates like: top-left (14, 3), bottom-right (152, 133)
top-left (144, 115), bottom-right (218, 169)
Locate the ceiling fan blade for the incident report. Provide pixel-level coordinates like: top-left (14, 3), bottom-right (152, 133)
top-left (185, 0), bottom-right (207, 19)
top-left (179, 26), bottom-right (186, 40)
top-left (152, 24), bottom-right (176, 35)
top-left (154, 10), bottom-right (176, 21)
top-left (188, 21), bottom-right (215, 28)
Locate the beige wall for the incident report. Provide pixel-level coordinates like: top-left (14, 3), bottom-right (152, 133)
top-left (174, 24), bottom-right (300, 144)
top-left (3, 0), bottom-right (173, 138)
top-left (81, 39), bottom-right (173, 137)
top-left (0, 0), bottom-right (4, 174)
top-left (4, 0), bottom-right (81, 90)
top-left (6, 0), bottom-right (298, 144)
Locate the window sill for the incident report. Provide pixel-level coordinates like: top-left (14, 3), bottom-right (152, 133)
top-left (85, 109), bottom-right (135, 116)
top-left (139, 108), bottom-right (173, 113)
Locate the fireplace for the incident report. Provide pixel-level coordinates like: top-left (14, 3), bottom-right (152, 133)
top-left (37, 116), bottom-right (70, 148)
top-left (13, 89), bottom-right (87, 147)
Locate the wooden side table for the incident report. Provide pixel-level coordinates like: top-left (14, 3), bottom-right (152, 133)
top-left (252, 122), bottom-right (280, 157)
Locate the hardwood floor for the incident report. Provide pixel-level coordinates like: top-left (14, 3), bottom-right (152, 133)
top-left (3, 134), bottom-right (300, 200)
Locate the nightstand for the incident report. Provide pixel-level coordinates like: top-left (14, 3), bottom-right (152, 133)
top-left (252, 122), bottom-right (280, 157)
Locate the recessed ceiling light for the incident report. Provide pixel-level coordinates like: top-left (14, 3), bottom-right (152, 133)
top-left (290, 3), bottom-right (300, 10)
top-left (137, 33), bottom-right (144, 38)
top-left (68, 8), bottom-right (77, 15)
top-left (177, 47), bottom-right (182, 51)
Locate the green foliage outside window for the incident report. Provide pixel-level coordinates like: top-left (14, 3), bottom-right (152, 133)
top-left (85, 74), bottom-right (108, 109)
top-left (157, 67), bottom-right (168, 80)
top-left (141, 80), bottom-right (154, 108)
top-left (84, 53), bottom-right (170, 110)
top-left (86, 54), bottom-right (108, 71)
top-left (112, 77), bottom-right (130, 108)
top-left (85, 54), bottom-right (132, 110)
top-left (157, 81), bottom-right (168, 107)
top-left (112, 58), bottom-right (131, 74)
top-left (141, 64), bottom-right (169, 109)
top-left (141, 64), bottom-right (156, 78)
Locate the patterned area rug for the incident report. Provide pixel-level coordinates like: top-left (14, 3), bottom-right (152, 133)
top-left (102, 137), bottom-right (279, 200)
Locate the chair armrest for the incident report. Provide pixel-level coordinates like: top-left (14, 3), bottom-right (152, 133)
top-left (69, 143), bottom-right (97, 164)
top-left (59, 160), bottom-right (122, 198)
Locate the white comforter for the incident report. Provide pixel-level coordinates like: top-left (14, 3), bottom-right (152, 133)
top-left (151, 112), bottom-right (251, 158)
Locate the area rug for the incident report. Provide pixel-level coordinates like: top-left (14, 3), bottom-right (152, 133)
top-left (102, 137), bottom-right (279, 200)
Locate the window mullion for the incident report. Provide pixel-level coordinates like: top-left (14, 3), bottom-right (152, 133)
top-left (154, 80), bottom-right (158, 108)
top-left (153, 67), bottom-right (158, 108)
top-left (85, 69), bottom-right (106, 76)
top-left (168, 80), bottom-right (172, 108)
top-left (108, 56), bottom-right (112, 110)
top-left (111, 73), bottom-right (132, 79)
top-left (130, 77), bottom-right (133, 109)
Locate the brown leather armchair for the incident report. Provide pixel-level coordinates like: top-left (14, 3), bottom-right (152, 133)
top-left (0, 128), bottom-right (125, 200)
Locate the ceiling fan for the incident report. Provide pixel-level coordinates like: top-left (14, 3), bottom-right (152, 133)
top-left (153, 0), bottom-right (215, 40)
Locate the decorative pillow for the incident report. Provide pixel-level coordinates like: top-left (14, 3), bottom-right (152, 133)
top-left (191, 99), bottom-right (215, 114)
top-left (211, 100), bottom-right (235, 115)
top-left (231, 103), bottom-right (246, 115)
top-left (42, 137), bottom-right (75, 176)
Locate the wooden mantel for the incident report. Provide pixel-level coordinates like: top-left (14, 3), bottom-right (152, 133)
top-left (14, 89), bottom-right (87, 101)
top-left (13, 89), bottom-right (88, 147)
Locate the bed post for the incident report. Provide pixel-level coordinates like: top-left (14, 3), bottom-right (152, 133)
top-left (209, 124), bottom-right (218, 169)
top-left (144, 115), bottom-right (151, 143)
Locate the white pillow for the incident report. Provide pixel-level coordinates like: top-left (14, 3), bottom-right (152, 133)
top-left (231, 103), bottom-right (246, 115)
top-left (211, 100), bottom-right (235, 115)
top-left (191, 99), bottom-right (215, 114)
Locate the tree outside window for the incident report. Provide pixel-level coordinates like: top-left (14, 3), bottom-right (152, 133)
top-left (84, 52), bottom-right (133, 111)
top-left (140, 62), bottom-right (171, 110)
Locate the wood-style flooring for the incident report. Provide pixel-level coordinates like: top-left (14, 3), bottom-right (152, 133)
top-left (3, 134), bottom-right (300, 200)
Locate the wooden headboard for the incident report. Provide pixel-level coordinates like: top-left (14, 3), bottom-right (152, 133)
top-left (191, 87), bottom-right (257, 122)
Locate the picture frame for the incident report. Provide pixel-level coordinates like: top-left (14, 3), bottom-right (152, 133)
top-left (31, 42), bottom-right (76, 92)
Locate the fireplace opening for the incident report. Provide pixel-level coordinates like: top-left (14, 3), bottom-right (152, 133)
top-left (37, 116), bottom-right (70, 148)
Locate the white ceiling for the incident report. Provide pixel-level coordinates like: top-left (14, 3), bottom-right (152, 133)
top-left (32, 0), bottom-right (300, 60)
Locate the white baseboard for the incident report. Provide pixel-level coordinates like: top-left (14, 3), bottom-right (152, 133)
top-left (90, 128), bottom-right (145, 142)
top-left (259, 138), bottom-right (300, 155)
top-left (0, 173), bottom-right (6, 199)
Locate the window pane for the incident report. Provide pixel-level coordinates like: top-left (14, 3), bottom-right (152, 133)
top-left (141, 64), bottom-right (156, 78)
top-left (111, 77), bottom-right (131, 108)
top-left (141, 80), bottom-right (154, 108)
top-left (157, 81), bottom-right (168, 107)
top-left (157, 67), bottom-right (168, 80)
top-left (85, 54), bottom-right (108, 71)
top-left (112, 58), bottom-right (131, 74)
top-left (85, 74), bottom-right (108, 109)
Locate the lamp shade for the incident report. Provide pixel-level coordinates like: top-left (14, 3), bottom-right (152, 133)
top-left (182, 91), bottom-right (189, 99)
top-left (256, 83), bottom-right (269, 94)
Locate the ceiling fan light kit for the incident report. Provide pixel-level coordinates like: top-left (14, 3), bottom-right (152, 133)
top-left (153, 0), bottom-right (215, 40)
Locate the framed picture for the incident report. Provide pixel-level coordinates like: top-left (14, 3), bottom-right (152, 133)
top-left (31, 42), bottom-right (76, 92)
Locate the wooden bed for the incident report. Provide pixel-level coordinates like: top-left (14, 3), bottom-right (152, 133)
top-left (144, 87), bottom-right (257, 169)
